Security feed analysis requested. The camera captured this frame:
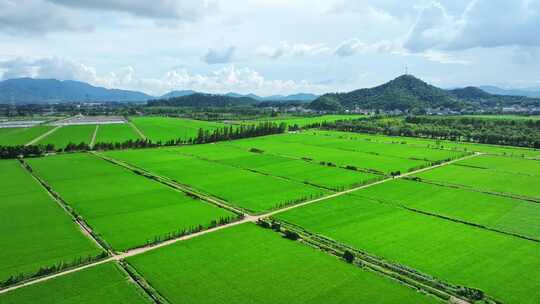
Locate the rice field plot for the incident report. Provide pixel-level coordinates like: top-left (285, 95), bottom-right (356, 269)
top-left (276, 195), bottom-right (540, 304)
top-left (130, 117), bottom-right (226, 143)
top-left (94, 124), bottom-right (141, 144)
top-left (103, 148), bottom-right (330, 213)
top-left (314, 130), bottom-right (540, 158)
top-left (177, 143), bottom-right (383, 190)
top-left (0, 126), bottom-right (53, 146)
top-left (0, 263), bottom-right (150, 304)
top-left (227, 134), bottom-right (429, 174)
top-left (456, 154), bottom-right (540, 177)
top-left (276, 132), bottom-right (468, 162)
top-left (26, 153), bottom-right (236, 252)
top-left (414, 163), bottom-right (540, 200)
top-left (251, 114), bottom-right (365, 127)
top-left (354, 179), bottom-right (540, 240)
top-left (37, 125), bottom-right (96, 149)
top-left (0, 160), bottom-right (101, 284)
top-left (127, 223), bottom-right (439, 304)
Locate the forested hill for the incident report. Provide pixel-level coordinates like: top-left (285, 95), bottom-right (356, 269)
top-left (309, 75), bottom-right (540, 111)
top-left (147, 93), bottom-right (259, 107)
top-left (310, 75), bottom-right (461, 111)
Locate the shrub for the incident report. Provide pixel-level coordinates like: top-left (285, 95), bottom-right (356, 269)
top-left (249, 148), bottom-right (264, 154)
top-left (283, 230), bottom-right (300, 241)
top-left (257, 219), bottom-right (270, 228)
top-left (343, 250), bottom-right (355, 263)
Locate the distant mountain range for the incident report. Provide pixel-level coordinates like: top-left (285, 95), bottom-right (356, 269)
top-left (160, 90), bottom-right (199, 99)
top-left (478, 86), bottom-right (540, 98)
top-left (223, 92), bottom-right (318, 102)
top-left (0, 78), bottom-right (152, 103)
top-left (2, 76), bottom-right (539, 111)
top-left (148, 93), bottom-right (258, 107)
top-left (310, 75), bottom-right (540, 111)
top-left (0, 77), bottom-right (318, 104)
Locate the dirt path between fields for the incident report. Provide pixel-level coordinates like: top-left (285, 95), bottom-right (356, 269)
top-left (129, 121), bottom-right (146, 140)
top-left (90, 125), bottom-right (99, 148)
top-left (25, 125), bottom-right (62, 146)
top-left (0, 152), bottom-right (481, 296)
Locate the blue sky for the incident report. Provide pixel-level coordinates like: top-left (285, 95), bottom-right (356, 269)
top-left (0, 0), bottom-right (539, 96)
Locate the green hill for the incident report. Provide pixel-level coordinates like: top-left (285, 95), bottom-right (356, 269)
top-left (311, 75), bottom-right (462, 111)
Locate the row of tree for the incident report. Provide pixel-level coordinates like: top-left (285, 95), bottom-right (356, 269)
top-left (0, 122), bottom-right (288, 159)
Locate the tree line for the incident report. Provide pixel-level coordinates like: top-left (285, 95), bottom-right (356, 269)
top-left (0, 122), bottom-right (287, 159)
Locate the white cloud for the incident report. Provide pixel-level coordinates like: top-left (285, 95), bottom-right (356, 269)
top-left (418, 50), bottom-right (470, 65)
top-left (0, 0), bottom-right (91, 35)
top-left (334, 39), bottom-right (399, 57)
top-left (150, 65), bottom-right (328, 95)
top-left (404, 0), bottom-right (540, 52)
top-left (46, 0), bottom-right (217, 23)
top-left (0, 57), bottom-right (97, 81)
top-left (257, 42), bottom-right (331, 59)
top-left (202, 46), bottom-right (236, 64)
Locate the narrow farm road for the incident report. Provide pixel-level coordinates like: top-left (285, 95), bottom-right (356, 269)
top-left (0, 152), bottom-right (481, 295)
top-left (25, 125), bottom-right (62, 146)
top-left (129, 121), bottom-right (146, 139)
top-left (90, 125), bottom-right (99, 147)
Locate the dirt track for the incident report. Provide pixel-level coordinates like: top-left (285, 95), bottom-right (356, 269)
top-left (25, 126), bottom-right (62, 146)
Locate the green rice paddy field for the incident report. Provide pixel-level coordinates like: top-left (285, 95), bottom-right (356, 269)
top-left (127, 223), bottom-right (439, 304)
top-left (313, 130), bottom-right (540, 158)
top-left (26, 153), bottom-right (236, 251)
top-left (225, 133), bottom-right (460, 174)
top-left (94, 124), bottom-right (141, 144)
top-left (273, 132), bottom-right (468, 161)
top-left (130, 117), bottom-right (226, 143)
top-left (176, 143), bottom-right (383, 190)
top-left (0, 263), bottom-right (149, 304)
top-left (3, 126), bottom-right (540, 303)
top-left (415, 163), bottom-right (540, 200)
top-left (276, 194), bottom-right (540, 304)
top-left (103, 148), bottom-right (330, 213)
top-left (37, 125), bottom-right (96, 149)
top-left (0, 160), bottom-right (101, 283)
top-left (457, 154), bottom-right (540, 176)
top-left (354, 179), bottom-right (540, 240)
top-left (0, 126), bottom-right (53, 146)
top-left (251, 114), bottom-right (365, 127)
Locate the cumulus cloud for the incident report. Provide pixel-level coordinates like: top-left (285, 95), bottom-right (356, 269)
top-left (405, 0), bottom-right (540, 52)
top-left (47, 0), bottom-right (217, 23)
top-left (143, 65), bottom-right (328, 95)
top-left (334, 39), bottom-right (398, 57)
top-left (418, 50), bottom-right (470, 65)
top-left (0, 0), bottom-right (91, 35)
top-left (257, 42), bottom-right (331, 59)
top-left (202, 46), bottom-right (236, 64)
top-left (0, 57), bottom-right (328, 95)
top-left (0, 57), bottom-right (97, 81)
